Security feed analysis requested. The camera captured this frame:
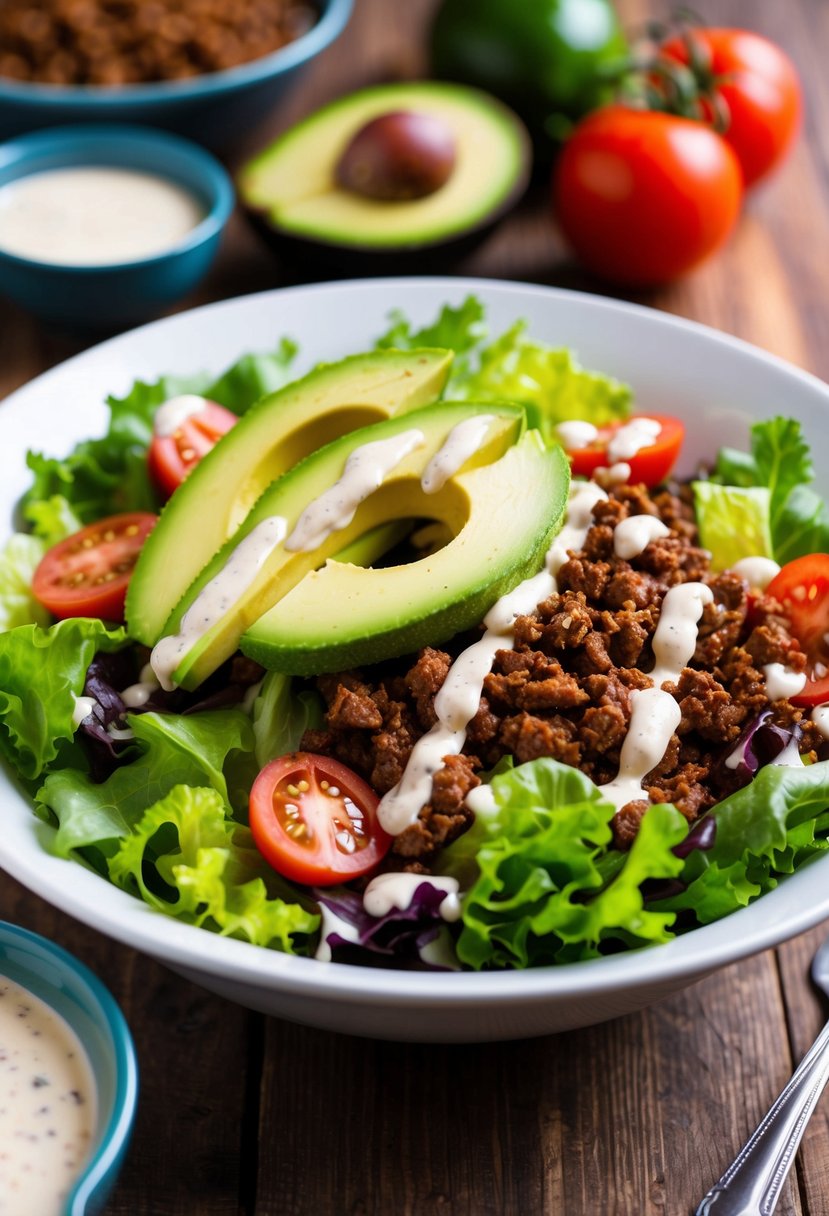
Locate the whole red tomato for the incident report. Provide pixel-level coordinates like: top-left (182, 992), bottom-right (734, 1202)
top-left (662, 28), bottom-right (802, 189)
top-left (553, 105), bottom-right (743, 285)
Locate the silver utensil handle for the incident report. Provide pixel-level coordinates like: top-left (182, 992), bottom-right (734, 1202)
top-left (696, 1017), bottom-right (829, 1215)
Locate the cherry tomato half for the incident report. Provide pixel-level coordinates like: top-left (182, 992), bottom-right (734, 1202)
top-left (32, 512), bottom-right (157, 622)
top-left (567, 414), bottom-right (684, 487)
top-left (148, 398), bottom-right (237, 497)
top-left (249, 753), bottom-right (391, 887)
top-left (662, 28), bottom-right (802, 190)
top-left (765, 555), bottom-right (829, 707)
top-left (553, 105), bottom-right (743, 285)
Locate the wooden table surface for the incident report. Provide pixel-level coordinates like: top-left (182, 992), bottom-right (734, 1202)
top-left (2, 0), bottom-right (829, 1213)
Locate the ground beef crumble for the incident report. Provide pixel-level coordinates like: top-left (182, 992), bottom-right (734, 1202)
top-left (301, 482), bottom-right (820, 863)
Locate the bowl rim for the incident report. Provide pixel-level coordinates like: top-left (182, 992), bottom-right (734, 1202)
top-left (0, 0), bottom-right (353, 105)
top-left (0, 124), bottom-right (234, 273)
top-left (0, 919), bottom-right (138, 1212)
top-left (2, 276), bottom-right (829, 1013)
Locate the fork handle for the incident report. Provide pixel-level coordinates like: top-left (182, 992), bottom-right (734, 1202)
top-left (696, 1016), bottom-right (829, 1215)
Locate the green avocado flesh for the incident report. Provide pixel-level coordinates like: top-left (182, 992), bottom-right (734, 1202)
top-left (126, 347), bottom-right (452, 646)
top-left (238, 81), bottom-right (530, 249)
top-left (243, 432), bottom-right (570, 675)
top-left (160, 401), bottom-right (528, 690)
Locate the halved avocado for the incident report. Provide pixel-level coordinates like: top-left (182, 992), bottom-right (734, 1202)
top-left (243, 431), bottom-right (570, 675)
top-left (237, 82), bottom-right (531, 270)
top-left (126, 347), bottom-right (452, 646)
top-left (154, 401), bottom-right (526, 691)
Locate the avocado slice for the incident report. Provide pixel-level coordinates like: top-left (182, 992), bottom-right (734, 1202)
top-left (126, 347), bottom-right (453, 646)
top-left (243, 431), bottom-right (570, 675)
top-left (152, 401), bottom-right (527, 691)
top-left (237, 82), bottom-right (530, 262)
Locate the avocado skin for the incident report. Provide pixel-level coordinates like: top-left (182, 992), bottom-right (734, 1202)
top-left (240, 436), bottom-right (570, 676)
top-left (245, 205), bottom-right (523, 276)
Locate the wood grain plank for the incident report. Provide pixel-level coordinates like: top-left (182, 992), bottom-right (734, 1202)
top-left (253, 952), bottom-right (802, 1216)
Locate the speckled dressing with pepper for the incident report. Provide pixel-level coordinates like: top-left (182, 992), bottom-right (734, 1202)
top-left (0, 976), bottom-right (96, 1216)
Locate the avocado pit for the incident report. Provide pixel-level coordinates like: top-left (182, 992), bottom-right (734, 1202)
top-left (335, 110), bottom-right (457, 201)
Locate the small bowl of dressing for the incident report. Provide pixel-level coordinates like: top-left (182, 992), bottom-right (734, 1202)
top-left (0, 124), bottom-right (233, 330)
top-left (0, 920), bottom-right (138, 1216)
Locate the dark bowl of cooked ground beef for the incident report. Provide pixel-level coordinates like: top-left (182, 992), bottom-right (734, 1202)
top-left (0, 0), bottom-right (353, 148)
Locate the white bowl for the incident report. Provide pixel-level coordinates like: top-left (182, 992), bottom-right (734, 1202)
top-left (2, 278), bottom-right (828, 1043)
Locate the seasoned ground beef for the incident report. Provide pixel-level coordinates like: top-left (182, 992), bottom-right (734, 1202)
top-left (301, 483), bottom-right (818, 862)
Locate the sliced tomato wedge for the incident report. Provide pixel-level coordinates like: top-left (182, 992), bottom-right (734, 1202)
top-left (249, 753), bottom-right (391, 887)
top-left (567, 414), bottom-right (684, 486)
top-left (148, 398), bottom-right (237, 497)
top-left (32, 512), bottom-right (157, 622)
top-left (765, 555), bottom-right (829, 706)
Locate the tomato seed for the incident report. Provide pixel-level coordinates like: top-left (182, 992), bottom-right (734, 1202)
top-left (103, 530), bottom-right (115, 542)
top-left (327, 785), bottom-right (340, 797)
top-left (286, 783), bottom-right (300, 797)
top-left (297, 780), bottom-right (309, 793)
top-left (125, 525), bottom-right (139, 537)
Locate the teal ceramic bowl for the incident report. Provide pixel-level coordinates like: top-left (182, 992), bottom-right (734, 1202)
top-left (0, 0), bottom-right (353, 149)
top-left (0, 920), bottom-right (138, 1215)
top-left (0, 124), bottom-right (234, 331)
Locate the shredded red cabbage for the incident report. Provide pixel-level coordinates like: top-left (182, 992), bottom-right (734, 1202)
top-left (314, 882), bottom-right (461, 971)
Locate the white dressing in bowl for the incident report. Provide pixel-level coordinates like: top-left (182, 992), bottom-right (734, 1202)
top-left (0, 975), bottom-right (97, 1215)
top-left (0, 166), bottom-right (203, 266)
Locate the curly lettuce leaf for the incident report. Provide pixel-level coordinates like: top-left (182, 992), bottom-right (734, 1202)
top-left (449, 320), bottom-right (632, 443)
top-left (23, 342), bottom-right (299, 526)
top-left (656, 761), bottom-right (829, 924)
top-left (713, 417), bottom-right (829, 563)
top-left (37, 708), bottom-right (254, 856)
top-left (0, 533), bottom-right (50, 632)
top-left (443, 759), bottom-right (685, 969)
top-left (375, 297), bottom-right (631, 443)
top-left (375, 295), bottom-right (486, 384)
top-left (0, 619), bottom-right (127, 781)
top-left (107, 784), bottom-right (317, 952)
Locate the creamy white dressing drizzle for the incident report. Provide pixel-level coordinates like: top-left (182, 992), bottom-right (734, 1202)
top-left (0, 976), bottom-right (96, 1216)
top-left (555, 420), bottom-right (598, 452)
top-left (106, 724), bottom-right (134, 742)
top-left (763, 662), bottom-right (807, 702)
top-left (729, 556), bottom-right (781, 590)
top-left (71, 695), bottom-right (96, 729)
top-left (153, 394), bottom-right (209, 438)
top-left (121, 662), bottom-right (160, 709)
top-left (151, 515), bottom-right (287, 690)
top-left (421, 414), bottom-right (494, 494)
top-left (650, 583), bottom-right (714, 686)
top-left (598, 582), bottom-right (711, 810)
top-left (285, 429), bottom-right (425, 552)
top-left (724, 738), bottom-right (747, 771)
top-left (607, 417), bottom-right (662, 463)
top-left (770, 738), bottom-right (805, 768)
top-left (613, 515), bottom-right (670, 560)
top-left (598, 688), bottom-right (682, 811)
top-left (362, 873), bottom-right (461, 922)
top-left (596, 461), bottom-right (632, 487)
top-left (812, 705), bottom-right (829, 739)
top-left (378, 481), bottom-right (609, 836)
top-left (314, 904), bottom-right (361, 963)
top-left (0, 166), bottom-right (203, 266)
